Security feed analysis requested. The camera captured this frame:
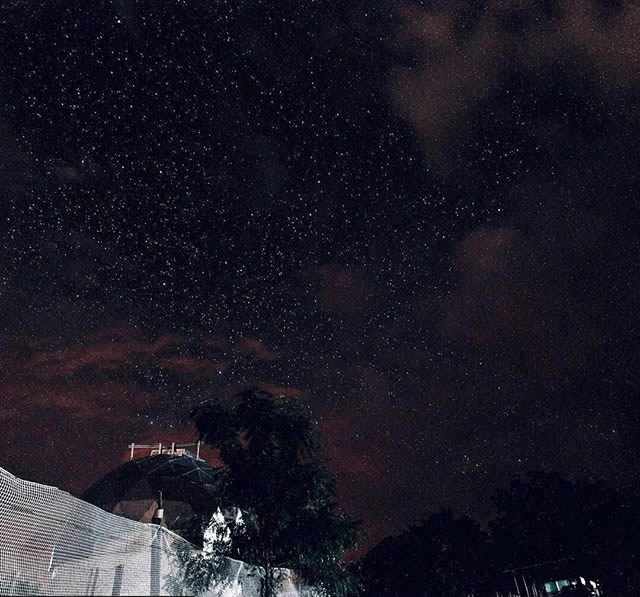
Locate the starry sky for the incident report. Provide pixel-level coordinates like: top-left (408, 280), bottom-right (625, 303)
top-left (1, 0), bottom-right (640, 550)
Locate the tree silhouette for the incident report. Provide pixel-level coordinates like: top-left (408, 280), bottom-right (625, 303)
top-left (490, 470), bottom-right (640, 596)
top-left (359, 509), bottom-right (496, 596)
top-left (490, 471), bottom-right (589, 569)
top-left (190, 387), bottom-right (361, 597)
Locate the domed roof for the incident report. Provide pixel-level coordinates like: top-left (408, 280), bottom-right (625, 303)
top-left (81, 454), bottom-right (224, 535)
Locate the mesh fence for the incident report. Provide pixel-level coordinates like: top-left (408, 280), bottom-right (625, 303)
top-left (0, 466), bottom-right (311, 596)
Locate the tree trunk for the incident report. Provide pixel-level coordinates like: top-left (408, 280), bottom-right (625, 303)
top-left (264, 562), bottom-right (279, 597)
top-left (260, 563), bottom-right (273, 597)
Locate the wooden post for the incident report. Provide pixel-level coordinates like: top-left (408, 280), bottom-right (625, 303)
top-left (130, 443), bottom-right (135, 460)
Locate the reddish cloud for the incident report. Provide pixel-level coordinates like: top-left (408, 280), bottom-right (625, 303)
top-left (1, 325), bottom-right (287, 494)
top-left (1, 357), bottom-right (157, 493)
top-left (561, 0), bottom-right (640, 85)
top-left (437, 225), bottom-right (603, 377)
top-left (25, 327), bottom-right (282, 380)
top-left (390, 0), bottom-right (640, 167)
top-left (257, 383), bottom-right (305, 398)
top-left (390, 2), bottom-right (501, 166)
top-left (316, 364), bottom-right (443, 553)
top-left (234, 337), bottom-right (280, 361)
top-left (441, 226), bottom-right (538, 345)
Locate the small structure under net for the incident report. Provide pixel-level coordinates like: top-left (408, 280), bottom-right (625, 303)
top-left (0, 464), bottom-right (313, 595)
top-left (81, 443), bottom-right (224, 543)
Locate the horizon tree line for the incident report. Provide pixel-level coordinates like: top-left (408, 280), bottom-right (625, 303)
top-left (175, 387), bottom-right (640, 597)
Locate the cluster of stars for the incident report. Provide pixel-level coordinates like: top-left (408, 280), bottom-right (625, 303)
top-left (1, 0), bottom-right (638, 543)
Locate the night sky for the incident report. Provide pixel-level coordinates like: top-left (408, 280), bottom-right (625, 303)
top-left (2, 0), bottom-right (640, 550)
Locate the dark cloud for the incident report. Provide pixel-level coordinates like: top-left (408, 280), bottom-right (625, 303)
top-left (389, 0), bottom-right (640, 392)
top-left (439, 225), bottom-right (596, 377)
top-left (390, 0), bottom-right (640, 169)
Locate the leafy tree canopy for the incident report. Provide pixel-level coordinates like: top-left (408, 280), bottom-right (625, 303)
top-left (359, 509), bottom-right (496, 597)
top-left (358, 471), bottom-right (640, 597)
top-left (190, 387), bottom-right (362, 597)
top-left (490, 470), bottom-right (640, 596)
top-left (491, 471), bottom-right (620, 567)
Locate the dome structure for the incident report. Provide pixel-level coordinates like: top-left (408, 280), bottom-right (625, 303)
top-left (81, 453), bottom-right (224, 539)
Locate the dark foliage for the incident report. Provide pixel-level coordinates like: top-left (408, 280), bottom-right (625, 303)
top-left (490, 471), bottom-right (640, 597)
top-left (191, 387), bottom-right (362, 597)
top-left (359, 509), bottom-right (496, 597)
top-left (358, 472), bottom-right (640, 596)
top-left (490, 471), bottom-right (616, 568)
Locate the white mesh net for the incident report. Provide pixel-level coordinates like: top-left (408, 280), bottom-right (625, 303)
top-left (0, 466), bottom-right (311, 596)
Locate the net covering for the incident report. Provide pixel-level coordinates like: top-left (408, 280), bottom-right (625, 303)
top-left (0, 466), bottom-right (310, 596)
